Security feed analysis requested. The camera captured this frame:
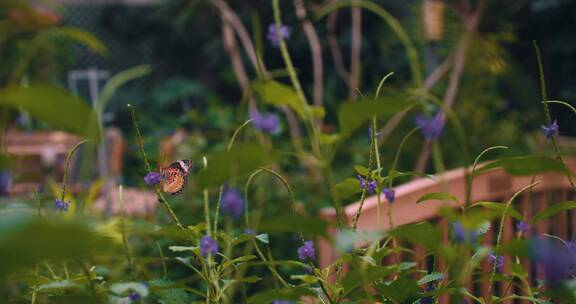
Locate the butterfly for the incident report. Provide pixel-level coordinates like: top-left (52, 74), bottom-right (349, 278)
top-left (160, 160), bottom-right (192, 196)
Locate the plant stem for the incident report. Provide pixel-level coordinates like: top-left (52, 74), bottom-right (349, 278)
top-left (119, 185), bottom-right (134, 278)
top-left (533, 41), bottom-right (576, 190)
top-left (127, 104), bottom-right (187, 234)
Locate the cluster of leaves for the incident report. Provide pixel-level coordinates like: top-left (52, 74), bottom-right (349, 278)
top-left (4, 1), bottom-right (576, 304)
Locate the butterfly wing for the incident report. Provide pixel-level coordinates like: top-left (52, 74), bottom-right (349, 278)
top-left (160, 160), bottom-right (191, 196)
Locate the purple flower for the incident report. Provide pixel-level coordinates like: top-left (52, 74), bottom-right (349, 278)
top-left (267, 23), bottom-right (291, 47)
top-left (200, 236), bottom-right (218, 257)
top-left (250, 111), bottom-right (280, 135)
top-left (516, 221), bottom-right (530, 235)
top-left (415, 113), bottom-right (444, 140)
top-left (541, 119), bottom-right (559, 139)
top-left (221, 188), bottom-right (244, 219)
top-left (128, 291), bottom-right (141, 302)
top-left (0, 171), bottom-right (11, 197)
top-left (488, 253), bottom-right (504, 270)
top-left (144, 172), bottom-right (162, 186)
top-left (452, 222), bottom-right (477, 244)
top-left (531, 237), bottom-right (576, 284)
top-left (244, 229), bottom-right (256, 235)
top-left (54, 199), bottom-right (69, 212)
top-left (382, 187), bottom-right (395, 203)
top-left (304, 266), bottom-right (314, 275)
top-left (297, 240), bottom-right (316, 261)
top-left (357, 175), bottom-right (377, 194)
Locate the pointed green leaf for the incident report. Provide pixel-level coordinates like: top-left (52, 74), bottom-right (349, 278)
top-left (334, 178), bottom-right (362, 200)
top-left (338, 94), bottom-right (415, 135)
top-left (475, 156), bottom-right (569, 176)
top-left (416, 192), bottom-right (459, 204)
top-left (196, 144), bottom-right (278, 189)
top-left (472, 201), bottom-right (523, 221)
top-left (0, 85), bottom-right (100, 140)
top-left (417, 272), bottom-right (445, 285)
top-left (531, 201), bottom-right (576, 224)
top-left (247, 287), bottom-right (315, 304)
top-left (258, 215), bottom-right (328, 238)
top-left (253, 80), bottom-right (306, 119)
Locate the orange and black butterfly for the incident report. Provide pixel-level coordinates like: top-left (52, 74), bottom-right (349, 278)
top-left (160, 160), bottom-right (192, 196)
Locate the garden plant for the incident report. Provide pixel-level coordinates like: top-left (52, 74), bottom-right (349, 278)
top-left (2, 0), bottom-right (576, 303)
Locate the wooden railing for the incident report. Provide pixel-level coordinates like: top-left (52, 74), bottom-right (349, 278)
top-left (5, 128), bottom-right (124, 195)
top-left (318, 159), bottom-right (576, 302)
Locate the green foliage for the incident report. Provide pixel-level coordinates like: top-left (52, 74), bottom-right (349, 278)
top-left (337, 93), bottom-right (416, 135)
top-left (0, 85), bottom-right (100, 140)
top-left (196, 144), bottom-right (279, 189)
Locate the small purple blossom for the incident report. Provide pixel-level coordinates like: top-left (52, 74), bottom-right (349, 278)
top-left (128, 291), bottom-right (141, 302)
top-left (488, 253), bottom-right (504, 270)
top-left (357, 175), bottom-right (377, 194)
top-left (297, 240), bottom-right (316, 261)
top-left (250, 111), bottom-right (280, 135)
top-left (531, 237), bottom-right (576, 284)
top-left (267, 23), bottom-right (291, 47)
top-left (415, 113), bottom-right (444, 140)
top-left (54, 199), bottom-right (69, 212)
top-left (516, 221), bottom-right (530, 235)
top-left (200, 236), bottom-right (218, 257)
top-left (452, 222), bottom-right (478, 244)
top-left (221, 188), bottom-right (244, 219)
top-left (244, 229), bottom-right (256, 235)
top-left (304, 266), bottom-right (314, 275)
top-left (0, 171), bottom-right (11, 197)
top-left (383, 187), bottom-right (395, 203)
top-left (144, 172), bottom-right (162, 186)
top-left (541, 119), bottom-right (559, 139)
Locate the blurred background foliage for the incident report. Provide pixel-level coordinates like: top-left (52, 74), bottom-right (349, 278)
top-left (2, 0), bottom-right (576, 301)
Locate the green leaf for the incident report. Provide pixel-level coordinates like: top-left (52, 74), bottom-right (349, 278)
top-left (37, 280), bottom-right (80, 292)
top-left (388, 222), bottom-right (441, 251)
top-left (417, 272), bottom-right (445, 285)
top-left (256, 233), bottom-right (269, 244)
top-left (354, 165), bottom-right (370, 176)
top-left (247, 287), bottom-right (315, 304)
top-left (220, 255), bottom-right (257, 272)
top-left (334, 178), bottom-right (362, 200)
top-left (109, 282), bottom-right (149, 297)
top-left (474, 156), bottom-right (568, 176)
top-left (338, 94), bottom-right (415, 135)
top-left (0, 85), bottom-right (100, 141)
top-left (335, 229), bottom-right (384, 253)
top-left (309, 106), bottom-right (325, 118)
top-left (168, 246), bottom-right (197, 252)
top-left (0, 212), bottom-right (116, 278)
top-left (196, 144), bottom-right (278, 189)
top-left (253, 80), bottom-right (306, 119)
top-left (531, 201), bottom-right (576, 224)
top-left (258, 215), bottom-right (328, 238)
top-left (416, 192), bottom-right (458, 204)
top-left (148, 278), bottom-right (190, 304)
top-left (0, 153), bottom-right (10, 170)
top-left (375, 277), bottom-right (420, 303)
top-left (472, 201), bottom-right (523, 221)
top-left (342, 265), bottom-right (394, 296)
top-left (58, 26), bottom-right (107, 55)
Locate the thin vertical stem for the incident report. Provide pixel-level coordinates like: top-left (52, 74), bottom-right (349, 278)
top-left (127, 104), bottom-right (187, 234)
top-left (533, 41), bottom-right (576, 190)
top-left (119, 185), bottom-right (134, 278)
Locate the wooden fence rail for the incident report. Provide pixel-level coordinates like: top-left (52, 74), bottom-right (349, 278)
top-left (318, 160), bottom-right (576, 302)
